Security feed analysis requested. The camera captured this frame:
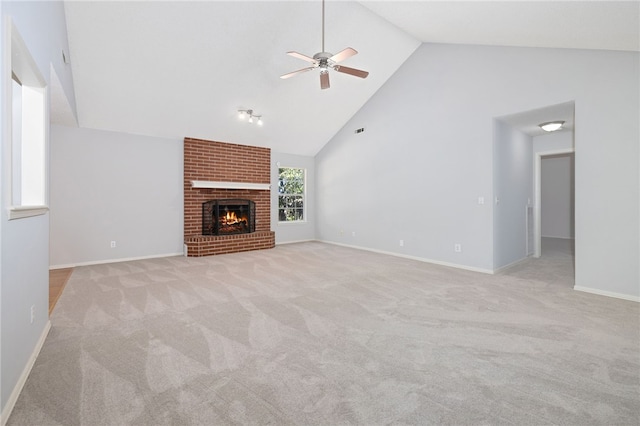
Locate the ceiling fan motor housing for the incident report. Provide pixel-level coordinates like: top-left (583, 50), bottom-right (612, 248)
top-left (313, 52), bottom-right (333, 70)
top-left (313, 52), bottom-right (334, 61)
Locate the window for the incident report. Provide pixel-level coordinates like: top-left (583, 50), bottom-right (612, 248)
top-left (278, 167), bottom-right (305, 222)
top-left (8, 21), bottom-right (47, 219)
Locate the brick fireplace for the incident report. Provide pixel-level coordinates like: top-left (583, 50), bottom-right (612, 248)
top-left (183, 137), bottom-right (275, 256)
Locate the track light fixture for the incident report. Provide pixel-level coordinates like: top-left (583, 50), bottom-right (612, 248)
top-left (238, 109), bottom-right (263, 126)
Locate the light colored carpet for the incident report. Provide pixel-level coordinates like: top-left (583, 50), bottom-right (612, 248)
top-left (8, 240), bottom-right (640, 425)
top-left (504, 237), bottom-right (576, 288)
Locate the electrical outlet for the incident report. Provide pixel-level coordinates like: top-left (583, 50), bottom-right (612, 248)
top-left (352, 231), bottom-right (356, 237)
top-left (30, 305), bottom-right (35, 324)
top-left (454, 244), bottom-right (462, 253)
top-left (110, 241), bottom-right (116, 248)
top-left (399, 240), bottom-right (404, 247)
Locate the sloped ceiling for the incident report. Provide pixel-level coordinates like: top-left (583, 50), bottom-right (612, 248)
top-left (62, 1), bottom-right (639, 156)
top-left (63, 1), bottom-right (420, 156)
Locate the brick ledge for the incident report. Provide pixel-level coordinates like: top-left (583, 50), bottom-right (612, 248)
top-left (185, 231), bottom-right (275, 257)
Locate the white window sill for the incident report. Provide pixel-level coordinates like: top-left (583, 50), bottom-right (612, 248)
top-left (9, 205), bottom-right (48, 220)
top-left (278, 220), bottom-right (307, 225)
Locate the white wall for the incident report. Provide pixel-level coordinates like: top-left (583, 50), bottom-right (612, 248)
top-left (271, 152), bottom-right (315, 244)
top-left (0, 0), bottom-right (76, 417)
top-left (533, 129), bottom-right (573, 153)
top-left (493, 120), bottom-right (533, 269)
top-left (541, 154), bottom-right (574, 239)
top-left (316, 43), bottom-right (639, 298)
top-left (50, 125), bottom-right (183, 267)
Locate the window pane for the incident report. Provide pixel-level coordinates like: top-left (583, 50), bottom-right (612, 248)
top-left (12, 77), bottom-right (22, 205)
top-left (278, 168), bottom-right (304, 194)
top-left (20, 85), bottom-right (45, 205)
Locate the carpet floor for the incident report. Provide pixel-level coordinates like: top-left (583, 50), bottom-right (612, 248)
top-left (8, 240), bottom-right (639, 425)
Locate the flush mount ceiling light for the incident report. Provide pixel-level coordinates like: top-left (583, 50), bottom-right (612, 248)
top-left (539, 121), bottom-right (565, 132)
top-left (238, 109), bottom-right (263, 126)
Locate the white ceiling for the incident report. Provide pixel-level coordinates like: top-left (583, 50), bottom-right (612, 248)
top-left (60, 1), bottom-right (639, 156)
top-left (361, 1), bottom-right (640, 52)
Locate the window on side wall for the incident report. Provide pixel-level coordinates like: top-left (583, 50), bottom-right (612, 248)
top-left (8, 21), bottom-right (48, 220)
top-left (278, 167), bottom-right (305, 222)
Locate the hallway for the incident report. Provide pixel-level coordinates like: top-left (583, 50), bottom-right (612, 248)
top-left (501, 237), bottom-right (575, 288)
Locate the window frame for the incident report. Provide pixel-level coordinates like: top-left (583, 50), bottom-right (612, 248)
top-left (6, 19), bottom-right (48, 220)
top-left (277, 166), bottom-right (306, 224)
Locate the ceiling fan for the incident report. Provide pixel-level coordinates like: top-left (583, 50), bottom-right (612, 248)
top-left (280, 0), bottom-right (369, 90)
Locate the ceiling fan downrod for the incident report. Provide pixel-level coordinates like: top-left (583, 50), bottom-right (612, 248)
top-left (321, 0), bottom-right (325, 53)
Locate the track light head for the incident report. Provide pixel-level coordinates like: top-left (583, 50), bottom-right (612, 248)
top-left (237, 109), bottom-right (263, 126)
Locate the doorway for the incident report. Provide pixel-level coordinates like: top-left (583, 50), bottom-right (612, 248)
top-left (534, 149), bottom-right (575, 258)
top-left (493, 101), bottom-right (575, 272)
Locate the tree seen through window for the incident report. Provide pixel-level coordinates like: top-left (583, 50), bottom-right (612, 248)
top-left (278, 167), bottom-right (304, 222)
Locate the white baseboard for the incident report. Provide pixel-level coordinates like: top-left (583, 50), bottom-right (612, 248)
top-left (493, 256), bottom-right (531, 274)
top-left (276, 239), bottom-right (315, 246)
top-left (541, 236), bottom-right (575, 240)
top-left (1, 320), bottom-right (51, 426)
top-left (50, 252), bottom-right (184, 270)
top-left (574, 286), bottom-right (640, 302)
top-left (318, 240), bottom-right (494, 274)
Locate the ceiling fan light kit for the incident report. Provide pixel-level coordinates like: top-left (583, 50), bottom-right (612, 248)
top-left (280, 0), bottom-right (369, 90)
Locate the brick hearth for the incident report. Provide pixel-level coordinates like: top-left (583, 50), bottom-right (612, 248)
top-left (184, 137), bottom-right (275, 256)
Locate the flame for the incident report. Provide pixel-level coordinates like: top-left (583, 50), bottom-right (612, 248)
top-left (222, 211), bottom-right (246, 226)
top-left (225, 211), bottom-right (238, 223)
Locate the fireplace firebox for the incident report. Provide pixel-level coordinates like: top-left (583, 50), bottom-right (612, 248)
top-left (202, 199), bottom-right (255, 236)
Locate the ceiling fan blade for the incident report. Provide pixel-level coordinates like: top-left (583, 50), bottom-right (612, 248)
top-left (320, 71), bottom-right (330, 90)
top-left (333, 65), bottom-right (369, 79)
top-left (330, 47), bottom-right (357, 63)
top-left (287, 51), bottom-right (317, 64)
top-left (280, 67), bottom-right (315, 79)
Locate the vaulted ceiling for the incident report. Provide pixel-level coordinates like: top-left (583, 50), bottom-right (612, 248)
top-left (60, 1), bottom-right (639, 156)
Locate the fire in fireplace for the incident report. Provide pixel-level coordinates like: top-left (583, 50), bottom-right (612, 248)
top-left (202, 199), bottom-right (255, 236)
